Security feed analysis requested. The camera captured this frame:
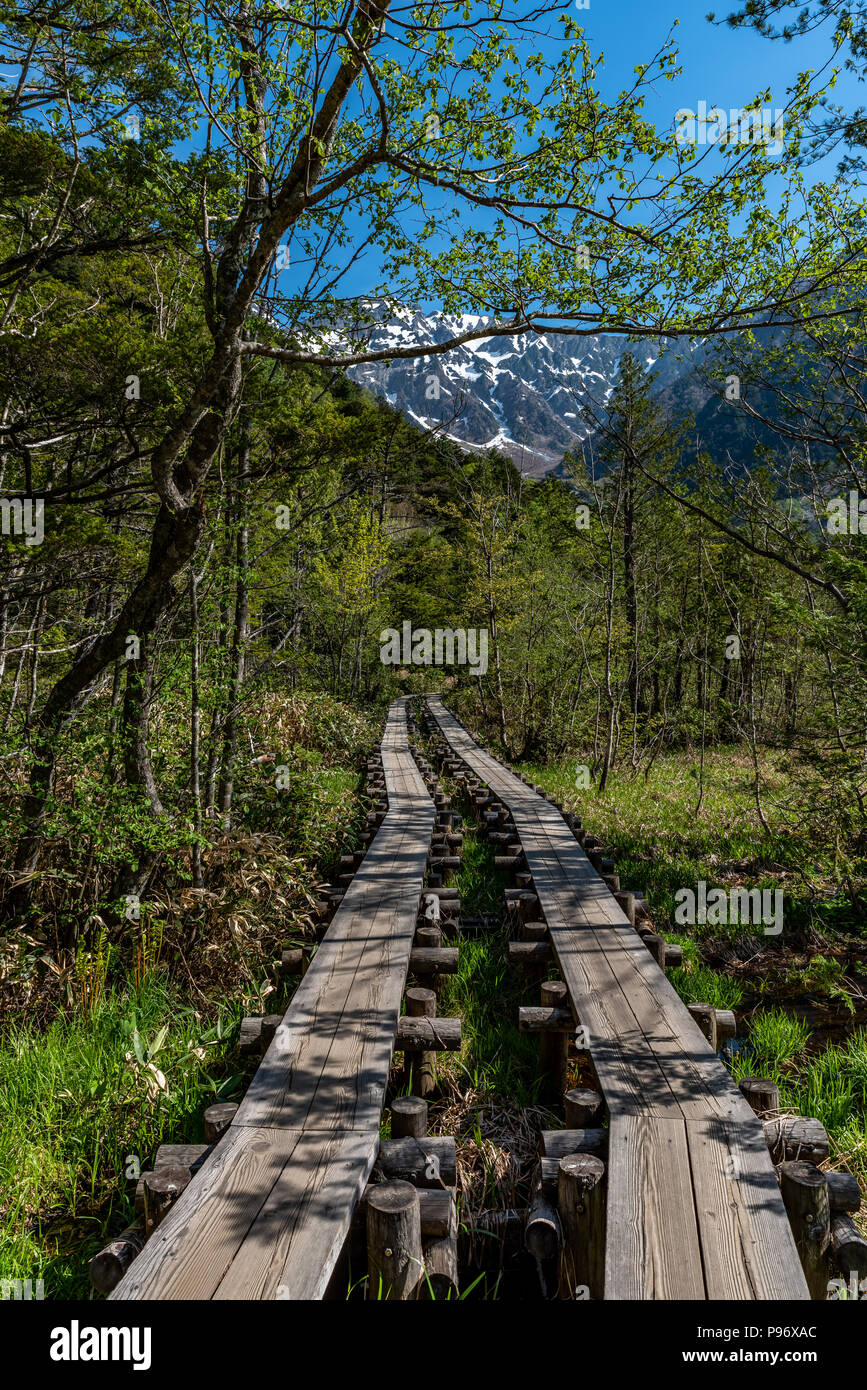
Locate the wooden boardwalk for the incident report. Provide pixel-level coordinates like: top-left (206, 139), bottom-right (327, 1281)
top-left (425, 696), bottom-right (810, 1300)
top-left (112, 697), bottom-right (435, 1300)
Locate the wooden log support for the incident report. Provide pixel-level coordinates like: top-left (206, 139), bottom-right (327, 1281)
top-left (366, 1181), bottom-right (424, 1301)
top-left (518, 1006), bottom-right (573, 1033)
top-left (239, 1013), bottom-right (283, 1057)
top-left (422, 885), bottom-right (460, 902)
top-left (378, 1136), bottom-right (457, 1188)
top-left (133, 1145), bottom-right (212, 1216)
top-left (504, 889), bottom-right (541, 921)
top-left (688, 1003), bottom-right (718, 1052)
top-left (642, 933), bottom-right (667, 969)
top-left (825, 1171), bottom-right (861, 1213)
top-left (89, 1220), bottom-right (146, 1295)
top-left (395, 1015), bottom-right (461, 1052)
top-left (404, 986), bottom-right (437, 1098)
top-left (714, 1010), bottom-right (737, 1044)
top-left (142, 1166), bottom-right (192, 1238)
top-left (279, 946), bottom-right (304, 974)
top-left (565, 1088), bottom-right (604, 1129)
top-left (418, 1190), bottom-right (459, 1300)
top-left (359, 1185), bottom-right (451, 1237)
top-left (614, 891), bottom-right (635, 925)
top-left (494, 855), bottom-right (523, 871)
top-left (539, 980), bottom-right (569, 1096)
top-left (763, 1116), bottom-right (830, 1165)
top-left (409, 947), bottom-right (459, 976)
top-left (664, 944), bottom-right (683, 968)
top-left (526, 1160), bottom-right (562, 1262)
top-left (539, 1128), bottom-right (608, 1161)
top-left (203, 1102), bottom-right (239, 1144)
top-left (779, 1161), bottom-right (831, 1300)
top-left (155, 1143), bottom-right (211, 1172)
top-left (508, 941), bottom-right (551, 966)
top-left (739, 1076), bottom-right (781, 1118)
top-left (557, 1153), bottom-right (606, 1300)
top-left (414, 925), bottom-right (441, 950)
top-left (830, 1214), bottom-right (867, 1281)
top-left (391, 1096), bottom-right (428, 1140)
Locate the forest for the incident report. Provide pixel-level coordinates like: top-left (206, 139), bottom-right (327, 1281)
top-left (0, 0), bottom-right (866, 1326)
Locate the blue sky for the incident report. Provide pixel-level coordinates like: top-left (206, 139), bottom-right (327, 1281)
top-left (322, 1), bottom-right (863, 307)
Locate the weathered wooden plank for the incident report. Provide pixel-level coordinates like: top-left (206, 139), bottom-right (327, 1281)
top-left (214, 1130), bottom-right (378, 1300)
top-left (604, 1114), bottom-right (706, 1300)
top-left (685, 1118), bottom-right (810, 1300)
top-left (111, 1127), bottom-right (302, 1300)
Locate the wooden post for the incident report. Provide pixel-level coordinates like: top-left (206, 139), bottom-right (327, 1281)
top-left (614, 891), bottom-right (635, 925)
top-left (418, 1190), bottom-right (459, 1300)
top-left (203, 1101), bottom-right (238, 1144)
top-left (688, 1003), bottom-right (718, 1052)
top-left (539, 980), bottom-right (569, 1097)
top-left (643, 933), bottom-right (667, 968)
top-left (565, 1088), bottom-right (603, 1129)
top-left (739, 1076), bottom-right (781, 1118)
top-left (404, 986), bottom-right (437, 1097)
top-left (280, 946), bottom-right (304, 974)
top-left (391, 1096), bottom-right (428, 1140)
top-left (557, 1154), bottom-right (606, 1299)
top-left (366, 1180), bottom-right (424, 1300)
top-left (779, 1161), bottom-right (831, 1299)
top-left (526, 1161), bottom-right (562, 1263)
top-left (142, 1166), bottom-right (191, 1238)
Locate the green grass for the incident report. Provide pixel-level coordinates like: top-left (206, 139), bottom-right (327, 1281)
top-left (0, 977), bottom-right (244, 1297)
top-left (438, 826), bottom-right (541, 1104)
top-left (517, 746), bottom-right (865, 942)
top-left (667, 963), bottom-right (745, 1011)
top-left (747, 1007), bottom-right (813, 1069)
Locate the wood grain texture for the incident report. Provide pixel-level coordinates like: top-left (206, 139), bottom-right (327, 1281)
top-left (604, 1115), bottom-right (705, 1300)
top-left (686, 1118), bottom-right (809, 1300)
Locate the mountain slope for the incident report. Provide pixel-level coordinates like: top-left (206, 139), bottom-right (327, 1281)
top-left (345, 303), bottom-right (709, 476)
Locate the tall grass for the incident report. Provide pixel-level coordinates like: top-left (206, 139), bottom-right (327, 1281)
top-left (0, 979), bottom-right (242, 1297)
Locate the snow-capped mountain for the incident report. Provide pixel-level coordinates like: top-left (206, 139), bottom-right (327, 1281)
top-left (344, 302), bottom-right (707, 476)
